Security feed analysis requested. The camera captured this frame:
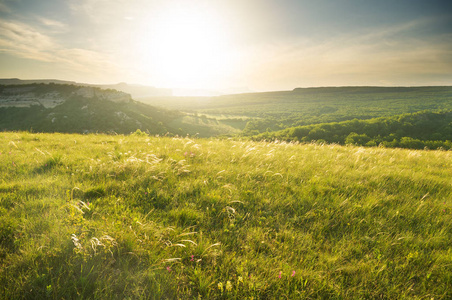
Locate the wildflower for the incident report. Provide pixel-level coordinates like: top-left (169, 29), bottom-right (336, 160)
top-left (291, 270), bottom-right (296, 277)
top-left (225, 281), bottom-right (232, 292)
top-left (145, 192), bottom-right (148, 195)
top-left (217, 282), bottom-right (223, 292)
top-left (278, 271), bottom-right (282, 279)
top-left (238, 276), bottom-right (243, 284)
top-left (166, 266), bottom-right (171, 272)
top-left (190, 255), bottom-right (194, 261)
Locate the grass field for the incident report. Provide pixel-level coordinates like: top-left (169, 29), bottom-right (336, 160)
top-left (1, 132), bottom-right (451, 299)
top-left (140, 87), bottom-right (452, 129)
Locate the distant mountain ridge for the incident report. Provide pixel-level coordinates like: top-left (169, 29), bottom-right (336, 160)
top-left (0, 78), bottom-right (77, 85)
top-left (292, 86), bottom-right (452, 94)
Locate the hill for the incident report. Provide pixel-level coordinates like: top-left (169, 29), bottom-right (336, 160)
top-left (0, 83), bottom-right (242, 137)
top-left (0, 83), bottom-right (182, 135)
top-left (1, 132), bottom-right (451, 298)
top-left (141, 86), bottom-right (452, 136)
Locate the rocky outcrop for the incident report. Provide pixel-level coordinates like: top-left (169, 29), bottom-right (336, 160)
top-left (0, 84), bottom-right (132, 108)
top-left (73, 87), bottom-right (132, 103)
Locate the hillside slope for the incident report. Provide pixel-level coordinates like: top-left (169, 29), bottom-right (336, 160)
top-left (1, 132), bottom-right (451, 299)
top-left (0, 83), bottom-right (181, 135)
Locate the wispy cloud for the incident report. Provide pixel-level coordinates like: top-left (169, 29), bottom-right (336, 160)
top-left (68, 0), bottom-right (152, 24)
top-left (246, 17), bottom-right (452, 89)
top-left (0, 20), bottom-right (119, 80)
top-left (0, 20), bottom-right (56, 61)
top-left (38, 17), bottom-right (67, 30)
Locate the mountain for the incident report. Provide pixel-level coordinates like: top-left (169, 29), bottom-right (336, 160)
top-left (0, 83), bottom-right (182, 135)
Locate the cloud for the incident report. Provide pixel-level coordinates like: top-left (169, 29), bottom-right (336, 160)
top-left (68, 0), bottom-right (155, 24)
top-left (38, 17), bottom-right (67, 29)
top-left (244, 17), bottom-right (452, 89)
top-left (0, 20), bottom-right (119, 80)
top-left (0, 20), bottom-right (56, 60)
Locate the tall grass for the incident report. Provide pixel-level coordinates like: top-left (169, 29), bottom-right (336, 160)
top-left (0, 132), bottom-right (451, 299)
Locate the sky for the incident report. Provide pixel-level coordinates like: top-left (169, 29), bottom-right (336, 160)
top-left (0, 0), bottom-right (451, 93)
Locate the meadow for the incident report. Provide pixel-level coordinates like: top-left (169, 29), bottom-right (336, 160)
top-left (1, 131), bottom-right (451, 299)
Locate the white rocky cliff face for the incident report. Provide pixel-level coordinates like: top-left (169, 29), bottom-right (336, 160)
top-left (0, 85), bottom-right (132, 108)
top-left (72, 87), bottom-right (132, 103)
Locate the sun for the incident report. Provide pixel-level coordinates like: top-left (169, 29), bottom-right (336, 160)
top-left (139, 4), bottom-right (236, 89)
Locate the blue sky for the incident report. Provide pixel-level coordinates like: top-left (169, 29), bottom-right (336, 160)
top-left (0, 0), bottom-right (451, 92)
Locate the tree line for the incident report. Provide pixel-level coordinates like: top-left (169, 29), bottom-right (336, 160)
top-left (252, 110), bottom-right (452, 150)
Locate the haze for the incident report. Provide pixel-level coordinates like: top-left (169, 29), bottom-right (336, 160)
top-left (0, 0), bottom-right (451, 92)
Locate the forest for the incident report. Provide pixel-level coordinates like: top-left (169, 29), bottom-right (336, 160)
top-left (252, 111), bottom-right (452, 150)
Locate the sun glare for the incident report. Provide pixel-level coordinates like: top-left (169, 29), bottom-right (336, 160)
top-left (140, 4), bottom-right (236, 89)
